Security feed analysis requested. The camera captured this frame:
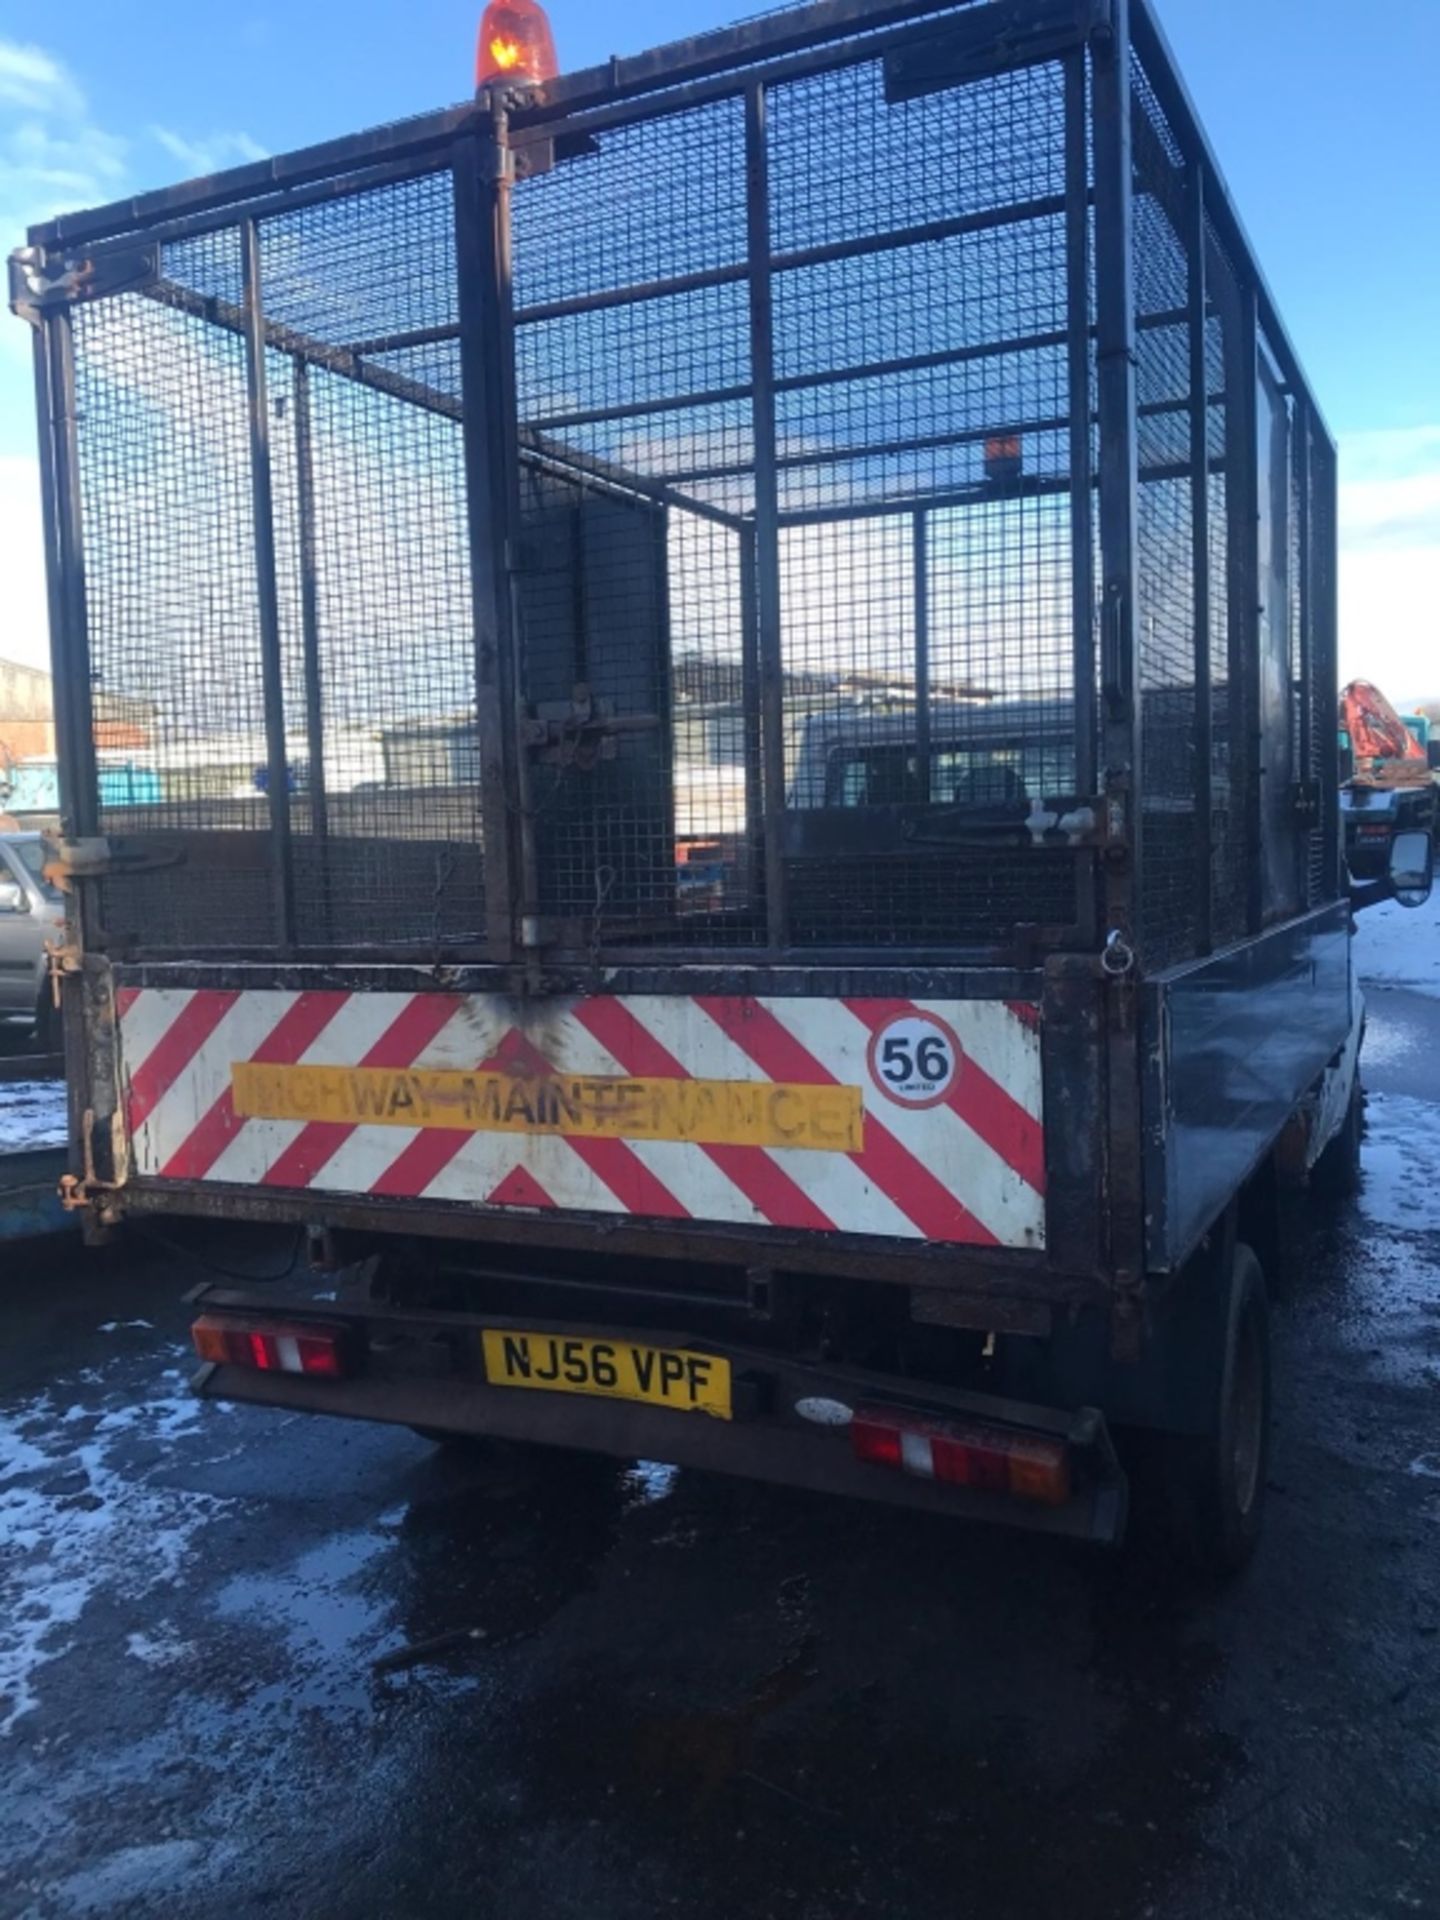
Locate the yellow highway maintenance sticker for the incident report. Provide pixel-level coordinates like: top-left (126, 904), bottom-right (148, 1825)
top-left (230, 1062), bottom-right (863, 1152)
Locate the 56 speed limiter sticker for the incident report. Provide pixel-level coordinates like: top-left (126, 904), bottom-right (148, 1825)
top-left (866, 1010), bottom-right (963, 1108)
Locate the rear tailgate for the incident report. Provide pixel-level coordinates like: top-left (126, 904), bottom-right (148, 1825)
top-left (118, 989), bottom-right (1044, 1249)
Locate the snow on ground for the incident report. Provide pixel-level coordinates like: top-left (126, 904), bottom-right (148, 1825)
top-left (0, 1366), bottom-right (228, 1733)
top-left (1353, 884), bottom-right (1440, 997)
top-left (0, 1079), bottom-right (68, 1154)
top-left (1358, 1091), bottom-right (1440, 1233)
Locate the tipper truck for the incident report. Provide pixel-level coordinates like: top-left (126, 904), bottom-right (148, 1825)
top-left (11, 0), bottom-right (1431, 1570)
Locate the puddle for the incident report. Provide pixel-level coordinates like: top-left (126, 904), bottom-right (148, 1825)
top-left (216, 1527), bottom-right (399, 1709)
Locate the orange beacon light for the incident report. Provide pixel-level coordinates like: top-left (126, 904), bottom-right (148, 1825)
top-left (477, 0), bottom-right (559, 86)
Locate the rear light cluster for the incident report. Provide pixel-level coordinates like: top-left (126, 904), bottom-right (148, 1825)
top-left (851, 1407), bottom-right (1071, 1507)
top-left (192, 1314), bottom-right (350, 1379)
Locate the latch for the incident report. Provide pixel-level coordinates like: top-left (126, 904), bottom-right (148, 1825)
top-left (522, 684), bottom-right (661, 770)
top-left (1291, 777), bottom-right (1323, 827)
top-left (44, 934), bottom-right (82, 1013)
top-left (9, 244), bottom-right (159, 325)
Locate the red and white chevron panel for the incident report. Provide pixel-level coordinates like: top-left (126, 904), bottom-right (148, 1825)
top-left (115, 988), bottom-right (1045, 1248)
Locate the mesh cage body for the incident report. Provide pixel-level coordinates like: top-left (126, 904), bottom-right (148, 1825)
top-left (42, 0), bottom-right (1338, 973)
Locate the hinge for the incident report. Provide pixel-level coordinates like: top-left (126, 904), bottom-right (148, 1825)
top-left (9, 243), bottom-right (159, 325)
top-left (59, 1105), bottom-right (130, 1217)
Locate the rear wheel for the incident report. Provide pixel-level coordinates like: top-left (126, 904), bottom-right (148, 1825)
top-left (1164, 1242), bottom-right (1271, 1575)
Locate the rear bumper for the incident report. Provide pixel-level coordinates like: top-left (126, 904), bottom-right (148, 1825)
top-left (185, 1285), bottom-right (1128, 1546)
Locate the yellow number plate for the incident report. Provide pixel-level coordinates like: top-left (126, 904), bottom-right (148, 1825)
top-left (481, 1329), bottom-right (731, 1421)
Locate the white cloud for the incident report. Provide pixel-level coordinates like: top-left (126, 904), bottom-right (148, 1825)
top-left (0, 40), bottom-right (84, 118)
top-left (0, 40), bottom-right (130, 677)
top-left (1338, 425), bottom-right (1440, 704)
top-left (0, 39), bottom-right (268, 250)
top-left (148, 125), bottom-right (269, 179)
top-left (0, 39), bottom-right (126, 245)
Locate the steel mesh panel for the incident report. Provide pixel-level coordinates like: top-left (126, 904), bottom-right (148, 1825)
top-left (74, 230), bottom-right (277, 952)
top-left (512, 98), bottom-right (747, 313)
top-left (785, 847), bottom-right (1077, 948)
top-left (510, 97), bottom-right (761, 946)
top-left (258, 169), bottom-right (455, 351)
top-left (259, 173), bottom-right (482, 949)
top-left (768, 57), bottom-right (1065, 253)
top-left (72, 171), bottom-right (484, 955)
top-left (768, 58), bottom-right (1069, 517)
top-left (286, 351), bottom-right (480, 947)
top-left (668, 509), bottom-right (757, 916)
top-left (1131, 60), bottom-right (1197, 970)
top-left (1309, 434), bottom-right (1340, 903)
top-left (767, 53), bottom-right (1079, 947)
top-left (1205, 222), bottom-right (1245, 946)
top-left (1286, 405), bottom-right (1328, 911)
top-left (1290, 411), bottom-right (1312, 905)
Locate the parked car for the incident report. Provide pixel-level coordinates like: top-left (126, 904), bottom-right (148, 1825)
top-left (0, 833), bottom-right (65, 1047)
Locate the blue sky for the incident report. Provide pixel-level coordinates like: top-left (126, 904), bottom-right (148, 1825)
top-left (2, 0), bottom-right (1437, 690)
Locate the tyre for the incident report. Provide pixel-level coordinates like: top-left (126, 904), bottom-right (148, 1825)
top-left (1164, 1243), bottom-right (1271, 1575)
top-left (1312, 1079), bottom-right (1363, 1199)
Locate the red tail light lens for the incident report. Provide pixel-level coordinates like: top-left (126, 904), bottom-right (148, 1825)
top-left (851, 1419), bottom-right (903, 1469)
top-left (851, 1408), bottom-right (1071, 1507)
top-left (192, 1315), bottom-right (350, 1379)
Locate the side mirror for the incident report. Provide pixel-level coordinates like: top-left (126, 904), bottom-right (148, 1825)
top-left (0, 878), bottom-right (27, 913)
top-left (1390, 829), bottom-right (1434, 909)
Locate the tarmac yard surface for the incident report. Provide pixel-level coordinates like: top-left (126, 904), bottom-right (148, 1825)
top-left (1, 977), bottom-right (1437, 1919)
